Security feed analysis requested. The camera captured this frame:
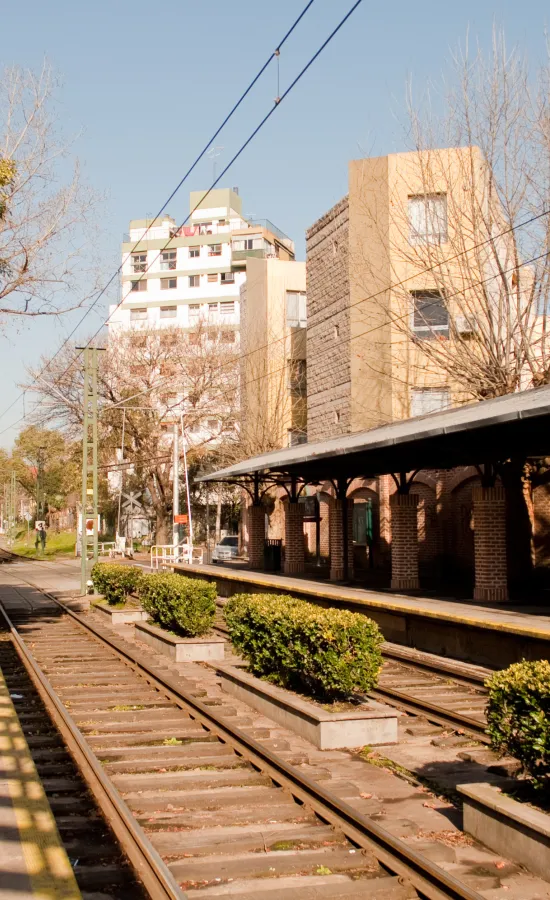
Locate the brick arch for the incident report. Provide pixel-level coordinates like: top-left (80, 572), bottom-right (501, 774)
top-left (409, 481), bottom-right (439, 562)
top-left (446, 466), bottom-right (479, 494)
top-left (411, 472), bottom-right (438, 491)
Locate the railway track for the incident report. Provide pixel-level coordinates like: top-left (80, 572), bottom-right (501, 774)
top-left (0, 590), bottom-right (486, 900)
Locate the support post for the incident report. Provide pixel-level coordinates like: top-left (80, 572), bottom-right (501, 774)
top-left (172, 422), bottom-right (180, 550)
top-left (283, 495), bottom-right (305, 575)
top-left (473, 484), bottom-right (508, 603)
top-left (80, 346), bottom-right (100, 596)
top-left (329, 481), bottom-right (354, 581)
top-left (390, 492), bottom-right (419, 591)
top-left (247, 504), bottom-right (265, 569)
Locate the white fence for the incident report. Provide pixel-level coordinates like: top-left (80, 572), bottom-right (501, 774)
top-left (150, 544), bottom-right (203, 570)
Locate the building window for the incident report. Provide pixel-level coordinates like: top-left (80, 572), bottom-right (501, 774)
top-left (220, 301), bottom-right (235, 315)
top-left (130, 334), bottom-right (147, 348)
top-left (288, 359), bottom-right (307, 394)
top-left (207, 273), bottom-right (218, 283)
top-left (409, 194), bottom-right (448, 245)
top-left (160, 277), bottom-right (177, 290)
top-left (218, 219), bottom-right (226, 226)
top-left (188, 304), bottom-right (200, 325)
top-left (410, 388), bottom-right (450, 417)
top-left (411, 290), bottom-right (449, 339)
top-left (189, 275), bottom-right (200, 287)
top-left (160, 250), bottom-right (177, 270)
top-left (232, 238), bottom-right (254, 251)
top-left (130, 279), bottom-right (147, 292)
top-left (130, 308), bottom-right (148, 321)
top-left (209, 243), bottom-right (222, 256)
top-left (334, 324), bottom-right (340, 339)
top-left (188, 332), bottom-right (200, 345)
top-left (206, 418), bottom-right (219, 432)
top-left (189, 246), bottom-right (200, 258)
top-left (221, 330), bottom-right (235, 343)
top-left (208, 302), bottom-right (218, 315)
top-left (288, 429), bottom-right (307, 447)
top-left (221, 272), bottom-right (234, 284)
top-left (286, 291), bottom-right (307, 328)
top-left (160, 306), bottom-right (177, 318)
top-left (131, 253), bottom-right (147, 273)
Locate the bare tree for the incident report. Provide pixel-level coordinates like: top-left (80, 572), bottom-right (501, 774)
top-left (352, 30), bottom-right (550, 407)
top-left (25, 322), bottom-right (239, 542)
top-left (0, 63), bottom-right (104, 321)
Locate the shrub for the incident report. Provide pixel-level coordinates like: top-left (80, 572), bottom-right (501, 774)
top-left (486, 659), bottom-right (550, 787)
top-left (91, 562), bottom-right (142, 605)
top-left (224, 592), bottom-right (383, 701)
top-left (137, 573), bottom-right (216, 637)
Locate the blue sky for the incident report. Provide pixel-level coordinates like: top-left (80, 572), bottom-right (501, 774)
top-left (0, 0), bottom-right (548, 447)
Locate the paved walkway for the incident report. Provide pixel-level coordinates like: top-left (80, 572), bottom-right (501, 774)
top-left (0, 643), bottom-right (81, 899)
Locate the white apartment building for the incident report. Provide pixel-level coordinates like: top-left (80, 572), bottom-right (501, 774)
top-left (109, 187), bottom-right (295, 337)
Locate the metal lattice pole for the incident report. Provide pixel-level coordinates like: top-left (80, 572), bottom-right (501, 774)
top-left (80, 346), bottom-right (100, 595)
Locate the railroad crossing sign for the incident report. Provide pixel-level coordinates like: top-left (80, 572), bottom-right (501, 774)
top-left (121, 491), bottom-right (143, 514)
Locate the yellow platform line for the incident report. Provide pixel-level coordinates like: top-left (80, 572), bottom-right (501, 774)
top-left (176, 564), bottom-right (550, 643)
top-left (0, 647), bottom-right (81, 899)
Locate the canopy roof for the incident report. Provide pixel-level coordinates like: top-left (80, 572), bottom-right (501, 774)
top-left (199, 384), bottom-right (550, 485)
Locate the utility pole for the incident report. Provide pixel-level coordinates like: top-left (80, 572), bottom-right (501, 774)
top-left (10, 471), bottom-right (16, 539)
top-left (36, 446), bottom-right (45, 519)
top-left (80, 346), bottom-right (100, 595)
top-left (172, 422), bottom-right (180, 551)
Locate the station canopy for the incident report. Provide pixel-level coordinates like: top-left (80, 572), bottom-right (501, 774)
top-left (198, 384), bottom-right (550, 487)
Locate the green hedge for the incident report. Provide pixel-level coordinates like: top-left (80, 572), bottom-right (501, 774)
top-left (138, 573), bottom-right (216, 637)
top-left (224, 593), bottom-right (383, 701)
top-left (91, 562), bottom-right (142, 605)
top-left (486, 659), bottom-right (550, 787)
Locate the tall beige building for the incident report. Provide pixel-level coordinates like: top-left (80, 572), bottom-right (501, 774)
top-left (240, 257), bottom-right (307, 452)
top-left (306, 147), bottom-right (489, 441)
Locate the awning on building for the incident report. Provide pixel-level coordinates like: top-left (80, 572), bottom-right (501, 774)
top-left (198, 384), bottom-right (550, 485)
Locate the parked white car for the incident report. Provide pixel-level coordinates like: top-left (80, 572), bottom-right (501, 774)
top-left (212, 535), bottom-right (239, 563)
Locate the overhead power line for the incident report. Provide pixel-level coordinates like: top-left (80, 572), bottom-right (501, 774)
top-left (0, 0), bottom-right (320, 426)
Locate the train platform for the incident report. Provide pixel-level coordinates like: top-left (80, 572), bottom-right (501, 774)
top-left (0, 650), bottom-right (81, 899)
top-left (174, 562), bottom-right (550, 668)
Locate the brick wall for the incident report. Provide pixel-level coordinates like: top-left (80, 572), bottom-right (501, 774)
top-left (284, 502), bottom-right (305, 574)
top-left (247, 505), bottom-right (266, 569)
top-left (306, 196), bottom-right (351, 442)
top-left (534, 483), bottom-right (550, 565)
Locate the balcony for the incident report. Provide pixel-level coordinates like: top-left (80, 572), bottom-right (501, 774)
top-left (232, 248), bottom-right (277, 263)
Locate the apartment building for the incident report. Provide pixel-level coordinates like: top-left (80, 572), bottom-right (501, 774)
top-left (240, 258), bottom-right (307, 452)
top-left (109, 188), bottom-right (295, 338)
top-left (304, 147), bottom-right (521, 586)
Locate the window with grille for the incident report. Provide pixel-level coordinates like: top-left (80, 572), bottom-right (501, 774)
top-left (286, 291), bottom-right (307, 328)
top-left (131, 253), bottom-right (147, 273)
top-left (130, 280), bottom-right (147, 292)
top-left (188, 304), bottom-right (200, 319)
top-left (160, 250), bottom-right (177, 270)
top-left (220, 301), bottom-right (235, 315)
top-left (208, 302), bottom-right (218, 315)
top-left (209, 244), bottom-right (222, 256)
top-left (410, 388), bottom-right (450, 417)
top-left (221, 272), bottom-right (234, 283)
top-left (409, 194), bottom-right (448, 245)
top-left (161, 278), bottom-right (177, 290)
top-left (189, 275), bottom-right (200, 287)
top-left (160, 306), bottom-right (177, 318)
top-left (130, 307), bottom-right (148, 321)
top-left (411, 290), bottom-right (449, 339)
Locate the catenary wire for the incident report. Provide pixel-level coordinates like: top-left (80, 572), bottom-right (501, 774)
top-left (0, 0), bottom-right (318, 424)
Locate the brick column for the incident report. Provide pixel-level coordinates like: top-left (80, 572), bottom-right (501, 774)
top-left (284, 502), bottom-right (305, 575)
top-left (390, 493), bottom-right (419, 591)
top-left (247, 505), bottom-right (265, 569)
top-left (473, 485), bottom-right (508, 603)
top-left (329, 499), bottom-right (354, 581)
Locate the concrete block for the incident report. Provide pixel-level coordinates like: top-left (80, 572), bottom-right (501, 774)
top-left (458, 782), bottom-right (550, 881)
top-left (94, 602), bottom-right (149, 626)
top-left (216, 663), bottom-right (398, 750)
top-left (135, 621), bottom-right (225, 662)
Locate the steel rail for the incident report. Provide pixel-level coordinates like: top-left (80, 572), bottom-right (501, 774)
top-left (0, 602), bottom-right (186, 900)
top-left (20, 591), bottom-right (486, 900)
top-left (369, 686), bottom-right (490, 744)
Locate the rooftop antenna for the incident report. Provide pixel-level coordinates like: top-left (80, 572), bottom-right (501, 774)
top-left (207, 146), bottom-right (224, 183)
